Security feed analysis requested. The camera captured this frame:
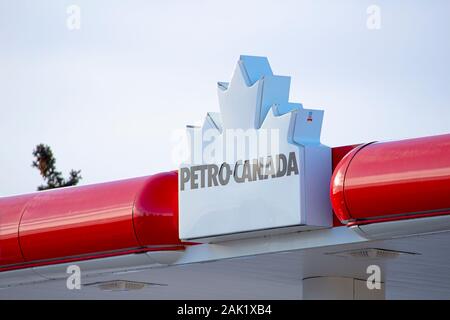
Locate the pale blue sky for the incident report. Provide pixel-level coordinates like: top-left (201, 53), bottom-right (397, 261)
top-left (1, 0), bottom-right (449, 196)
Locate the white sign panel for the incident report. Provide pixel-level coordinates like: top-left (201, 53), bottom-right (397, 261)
top-left (179, 56), bottom-right (332, 242)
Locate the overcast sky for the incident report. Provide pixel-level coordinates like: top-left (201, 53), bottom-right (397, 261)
top-left (1, 0), bottom-right (449, 196)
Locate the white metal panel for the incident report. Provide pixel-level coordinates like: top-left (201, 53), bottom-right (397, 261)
top-left (4, 230), bottom-right (450, 299)
top-left (179, 55), bottom-right (332, 242)
top-left (354, 215), bottom-right (450, 239)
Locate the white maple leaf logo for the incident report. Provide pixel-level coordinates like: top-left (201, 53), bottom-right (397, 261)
top-left (184, 55), bottom-right (325, 165)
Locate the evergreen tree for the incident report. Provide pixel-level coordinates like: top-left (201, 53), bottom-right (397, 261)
top-left (32, 144), bottom-right (82, 191)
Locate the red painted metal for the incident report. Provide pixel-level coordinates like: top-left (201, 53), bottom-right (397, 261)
top-left (331, 134), bottom-right (450, 225)
top-left (133, 171), bottom-right (180, 246)
top-left (0, 246), bottom-right (182, 273)
top-left (332, 144), bottom-right (361, 173)
top-left (331, 144), bottom-right (361, 226)
top-left (0, 171), bottom-right (184, 271)
top-left (0, 194), bottom-right (35, 266)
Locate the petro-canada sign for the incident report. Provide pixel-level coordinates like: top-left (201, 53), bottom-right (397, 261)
top-left (179, 55), bottom-right (332, 242)
top-left (179, 152), bottom-right (299, 191)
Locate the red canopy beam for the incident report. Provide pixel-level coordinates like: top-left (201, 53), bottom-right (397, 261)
top-left (0, 171), bottom-right (185, 271)
top-left (331, 134), bottom-right (450, 226)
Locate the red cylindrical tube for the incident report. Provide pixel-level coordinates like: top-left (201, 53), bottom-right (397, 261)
top-left (0, 171), bottom-right (183, 271)
top-left (331, 134), bottom-right (450, 225)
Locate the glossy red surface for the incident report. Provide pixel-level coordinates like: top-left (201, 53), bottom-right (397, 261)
top-left (0, 194), bottom-right (35, 266)
top-left (331, 134), bottom-right (450, 224)
top-left (0, 171), bottom-right (184, 270)
top-left (332, 144), bottom-right (361, 172)
top-left (133, 172), bottom-right (181, 246)
top-left (331, 144), bottom-right (361, 226)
